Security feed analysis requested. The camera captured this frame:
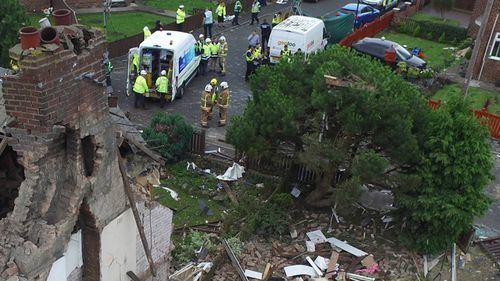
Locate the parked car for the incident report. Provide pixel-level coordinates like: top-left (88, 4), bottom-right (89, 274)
top-left (352, 37), bottom-right (427, 68)
top-left (337, 3), bottom-right (380, 28)
top-left (361, 0), bottom-right (399, 13)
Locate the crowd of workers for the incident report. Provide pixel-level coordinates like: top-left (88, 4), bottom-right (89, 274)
top-left (132, 0), bottom-right (291, 128)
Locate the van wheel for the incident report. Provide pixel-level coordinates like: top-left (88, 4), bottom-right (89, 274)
top-left (177, 85), bottom-right (184, 99)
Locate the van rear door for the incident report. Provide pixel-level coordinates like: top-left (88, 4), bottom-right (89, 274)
top-left (269, 31), bottom-right (304, 63)
top-left (126, 47), bottom-right (139, 96)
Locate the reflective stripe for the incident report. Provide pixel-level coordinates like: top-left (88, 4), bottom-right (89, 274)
top-left (245, 51), bottom-right (253, 62)
top-left (176, 9), bottom-right (186, 24)
top-left (203, 44), bottom-right (212, 59)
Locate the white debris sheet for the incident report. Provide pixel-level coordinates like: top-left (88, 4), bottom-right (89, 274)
top-left (217, 162), bottom-right (245, 181)
top-left (244, 269), bottom-right (263, 280)
top-left (326, 237), bottom-right (368, 257)
top-left (284, 265), bottom-right (319, 278)
top-left (306, 230), bottom-right (328, 244)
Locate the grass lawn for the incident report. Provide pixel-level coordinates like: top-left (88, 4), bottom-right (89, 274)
top-left (377, 31), bottom-right (456, 68)
top-left (143, 0), bottom-right (214, 12)
top-left (154, 161), bottom-right (226, 227)
top-left (28, 12), bottom-right (173, 42)
top-left (411, 12), bottom-right (460, 27)
top-left (433, 84), bottom-right (500, 114)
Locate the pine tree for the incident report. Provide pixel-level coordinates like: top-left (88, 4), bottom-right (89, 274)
top-left (0, 0), bottom-right (28, 66)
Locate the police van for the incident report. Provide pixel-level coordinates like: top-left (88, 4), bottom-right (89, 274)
top-left (126, 31), bottom-right (201, 100)
top-left (268, 15), bottom-right (328, 63)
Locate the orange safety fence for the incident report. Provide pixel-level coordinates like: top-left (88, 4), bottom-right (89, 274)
top-left (339, 11), bottom-right (394, 48)
top-left (428, 99), bottom-right (500, 139)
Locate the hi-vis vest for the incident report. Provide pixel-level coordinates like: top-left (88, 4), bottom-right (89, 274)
top-left (383, 0), bottom-right (395, 7)
top-left (211, 43), bottom-right (220, 56)
top-left (155, 76), bottom-right (169, 93)
top-left (133, 75), bottom-right (148, 94)
top-left (216, 4), bottom-right (226, 17)
top-left (176, 9), bottom-right (186, 24)
top-left (202, 44), bottom-right (211, 59)
top-left (251, 2), bottom-right (260, 13)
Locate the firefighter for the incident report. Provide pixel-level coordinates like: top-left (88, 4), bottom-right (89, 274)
top-left (133, 70), bottom-right (149, 109)
top-left (156, 70), bottom-right (170, 108)
top-left (217, 81), bottom-right (230, 126)
top-left (200, 84), bottom-right (214, 128)
top-left (219, 36), bottom-right (228, 75)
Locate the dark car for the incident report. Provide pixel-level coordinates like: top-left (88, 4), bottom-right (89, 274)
top-left (361, 0), bottom-right (399, 13)
top-left (352, 37), bottom-right (427, 68)
top-left (337, 3), bottom-right (380, 28)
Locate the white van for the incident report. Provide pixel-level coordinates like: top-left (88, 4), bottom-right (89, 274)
top-left (268, 16), bottom-right (328, 63)
top-left (126, 31), bottom-right (201, 100)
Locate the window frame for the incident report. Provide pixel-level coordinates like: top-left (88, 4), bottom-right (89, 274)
top-left (489, 32), bottom-right (500, 60)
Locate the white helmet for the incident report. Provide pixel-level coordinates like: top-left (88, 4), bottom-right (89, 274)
top-left (199, 34), bottom-right (204, 39)
top-left (179, 5), bottom-right (184, 8)
top-left (140, 70), bottom-right (147, 75)
top-left (161, 70), bottom-right (166, 76)
top-left (205, 84), bottom-right (213, 92)
top-left (143, 26), bottom-right (149, 31)
top-left (220, 81), bottom-right (228, 89)
top-left (205, 38), bottom-right (211, 43)
top-left (219, 36), bottom-right (226, 42)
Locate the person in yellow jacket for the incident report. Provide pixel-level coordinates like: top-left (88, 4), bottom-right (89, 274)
top-left (215, 2), bottom-right (226, 28)
top-left (156, 70), bottom-right (171, 108)
top-left (143, 26), bottom-right (151, 40)
top-left (272, 12), bottom-right (282, 27)
top-left (209, 37), bottom-right (220, 72)
top-left (218, 36), bottom-right (228, 76)
top-left (132, 53), bottom-right (140, 74)
top-left (176, 5), bottom-right (186, 31)
top-left (133, 70), bottom-right (149, 109)
top-left (200, 84), bottom-right (214, 128)
top-left (217, 81), bottom-right (230, 126)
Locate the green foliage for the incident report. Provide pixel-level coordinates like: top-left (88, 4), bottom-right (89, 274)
top-left (332, 177), bottom-right (362, 214)
top-left (442, 49), bottom-right (456, 68)
top-left (426, 31), bottom-right (433, 40)
top-left (0, 0), bottom-right (28, 66)
top-left (438, 32), bottom-right (446, 43)
top-left (450, 38), bottom-right (458, 46)
top-left (465, 48), bottom-right (472, 60)
top-left (351, 150), bottom-right (388, 183)
top-left (457, 38), bottom-right (473, 50)
top-left (398, 18), bottom-right (467, 43)
top-left (142, 112), bottom-right (193, 163)
top-left (226, 236), bottom-right (243, 257)
top-left (173, 231), bottom-right (216, 265)
top-left (394, 98), bottom-right (492, 254)
top-left (413, 25), bottom-right (421, 38)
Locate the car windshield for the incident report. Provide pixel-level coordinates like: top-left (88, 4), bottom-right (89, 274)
top-left (395, 45), bottom-right (412, 59)
top-left (340, 8), bottom-right (357, 15)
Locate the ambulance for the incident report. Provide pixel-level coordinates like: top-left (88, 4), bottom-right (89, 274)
top-left (268, 15), bottom-right (328, 63)
top-left (126, 31), bottom-right (200, 100)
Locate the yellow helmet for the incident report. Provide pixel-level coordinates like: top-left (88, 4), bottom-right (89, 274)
top-left (210, 78), bottom-right (217, 85)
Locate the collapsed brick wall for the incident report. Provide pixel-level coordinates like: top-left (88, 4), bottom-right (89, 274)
top-left (0, 26), bottom-right (128, 280)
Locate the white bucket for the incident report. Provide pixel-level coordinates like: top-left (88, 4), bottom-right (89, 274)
top-left (39, 17), bottom-right (51, 28)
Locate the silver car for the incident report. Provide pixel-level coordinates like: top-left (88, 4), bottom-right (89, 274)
top-left (361, 0), bottom-right (399, 12)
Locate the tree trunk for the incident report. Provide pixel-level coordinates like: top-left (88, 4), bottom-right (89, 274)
top-left (305, 168), bottom-right (334, 208)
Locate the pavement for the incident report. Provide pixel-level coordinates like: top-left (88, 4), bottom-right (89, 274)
top-left (110, 0), bottom-right (351, 148)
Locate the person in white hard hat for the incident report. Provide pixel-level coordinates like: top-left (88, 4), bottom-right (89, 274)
top-left (200, 38), bottom-right (212, 75)
top-left (217, 81), bottom-right (230, 126)
top-left (218, 36), bottom-right (228, 75)
top-left (155, 69), bottom-right (170, 108)
top-left (200, 84), bottom-right (214, 128)
top-left (133, 70), bottom-right (149, 109)
top-left (176, 4), bottom-right (186, 31)
top-left (196, 34), bottom-right (205, 55)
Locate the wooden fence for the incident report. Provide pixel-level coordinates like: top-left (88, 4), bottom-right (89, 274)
top-left (429, 99), bottom-right (500, 139)
top-left (339, 11), bottom-right (395, 48)
top-left (189, 129), bottom-right (206, 155)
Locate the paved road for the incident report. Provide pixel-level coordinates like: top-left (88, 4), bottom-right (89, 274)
top-left (110, 0), bottom-right (351, 143)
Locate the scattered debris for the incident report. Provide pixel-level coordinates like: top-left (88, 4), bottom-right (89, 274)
top-left (290, 186), bottom-right (301, 198)
top-left (284, 265), bottom-right (318, 278)
top-left (157, 185), bottom-right (180, 201)
top-left (307, 230), bottom-right (328, 244)
top-left (346, 272), bottom-right (375, 281)
top-left (223, 239), bottom-right (249, 281)
top-left (216, 162), bottom-right (245, 181)
top-left (327, 237), bottom-right (368, 257)
top-left (244, 269), bottom-right (263, 280)
top-left (306, 256), bottom-right (324, 277)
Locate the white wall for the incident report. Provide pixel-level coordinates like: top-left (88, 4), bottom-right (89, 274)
top-left (47, 231), bottom-right (83, 281)
top-left (100, 208), bottom-right (137, 281)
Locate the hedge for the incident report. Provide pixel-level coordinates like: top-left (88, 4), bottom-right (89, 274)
top-left (398, 17), bottom-right (468, 43)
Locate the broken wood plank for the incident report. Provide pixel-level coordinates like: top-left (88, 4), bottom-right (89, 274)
top-left (262, 263), bottom-right (273, 281)
top-left (221, 181), bottom-right (239, 205)
top-left (117, 152), bottom-right (157, 277)
top-left (0, 138), bottom-right (7, 155)
top-left (327, 237), bottom-right (368, 257)
top-left (346, 273), bottom-right (375, 281)
top-left (223, 239), bottom-right (249, 281)
top-left (125, 135), bottom-right (165, 165)
top-left (325, 251), bottom-right (339, 279)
